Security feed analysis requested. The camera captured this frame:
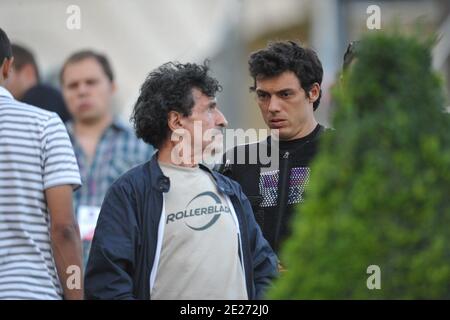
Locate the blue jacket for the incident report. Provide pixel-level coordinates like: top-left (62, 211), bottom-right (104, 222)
top-left (85, 154), bottom-right (278, 300)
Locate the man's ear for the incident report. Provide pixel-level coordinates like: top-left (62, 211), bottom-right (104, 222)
top-left (22, 63), bottom-right (38, 81)
top-left (167, 111), bottom-right (183, 132)
top-left (308, 82), bottom-right (321, 103)
top-left (1, 57), bottom-right (14, 80)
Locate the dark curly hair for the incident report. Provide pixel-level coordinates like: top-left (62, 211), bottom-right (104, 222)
top-left (248, 40), bottom-right (323, 111)
top-left (131, 61), bottom-right (221, 148)
top-left (0, 28), bottom-right (12, 65)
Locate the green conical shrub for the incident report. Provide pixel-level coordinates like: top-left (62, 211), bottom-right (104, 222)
top-left (269, 31), bottom-right (450, 299)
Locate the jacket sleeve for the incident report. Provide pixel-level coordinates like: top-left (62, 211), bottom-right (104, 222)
top-left (238, 186), bottom-right (279, 299)
top-left (84, 181), bottom-right (138, 299)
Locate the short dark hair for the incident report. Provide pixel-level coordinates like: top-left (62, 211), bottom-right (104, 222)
top-left (248, 40), bottom-right (323, 111)
top-left (11, 44), bottom-right (40, 80)
top-left (0, 28), bottom-right (12, 65)
top-left (131, 61), bottom-right (221, 148)
top-left (60, 50), bottom-right (114, 83)
top-left (343, 41), bottom-right (360, 71)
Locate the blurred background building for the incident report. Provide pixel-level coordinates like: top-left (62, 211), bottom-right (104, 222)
top-left (1, 0), bottom-right (449, 133)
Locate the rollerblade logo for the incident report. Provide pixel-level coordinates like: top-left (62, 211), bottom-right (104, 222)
top-left (166, 191), bottom-right (230, 231)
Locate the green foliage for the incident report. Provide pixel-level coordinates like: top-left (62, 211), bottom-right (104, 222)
top-left (269, 31), bottom-right (450, 299)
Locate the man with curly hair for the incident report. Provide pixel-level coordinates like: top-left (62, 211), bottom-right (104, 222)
top-left (222, 41), bottom-right (326, 254)
top-left (85, 61), bottom-right (278, 300)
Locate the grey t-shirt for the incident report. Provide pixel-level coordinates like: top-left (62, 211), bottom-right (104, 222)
top-left (152, 162), bottom-right (248, 300)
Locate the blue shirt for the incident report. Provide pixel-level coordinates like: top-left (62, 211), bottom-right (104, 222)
top-left (66, 118), bottom-right (155, 262)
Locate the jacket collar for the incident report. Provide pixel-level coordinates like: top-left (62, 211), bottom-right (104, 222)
top-left (200, 163), bottom-right (234, 195)
top-left (149, 152), bottom-right (234, 195)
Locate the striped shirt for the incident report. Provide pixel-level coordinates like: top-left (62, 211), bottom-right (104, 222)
top-left (0, 86), bottom-right (81, 300)
top-left (66, 118), bottom-right (154, 261)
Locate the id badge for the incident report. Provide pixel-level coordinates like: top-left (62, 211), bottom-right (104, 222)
top-left (78, 205), bottom-right (101, 241)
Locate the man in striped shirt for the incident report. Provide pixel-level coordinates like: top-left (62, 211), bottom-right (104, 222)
top-left (0, 28), bottom-right (83, 300)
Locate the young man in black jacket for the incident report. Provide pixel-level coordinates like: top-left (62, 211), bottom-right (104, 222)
top-left (222, 41), bottom-right (325, 254)
top-left (85, 62), bottom-right (277, 300)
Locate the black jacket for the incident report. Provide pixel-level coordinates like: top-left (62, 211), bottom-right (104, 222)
top-left (85, 154), bottom-right (278, 299)
top-left (222, 124), bottom-right (325, 252)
